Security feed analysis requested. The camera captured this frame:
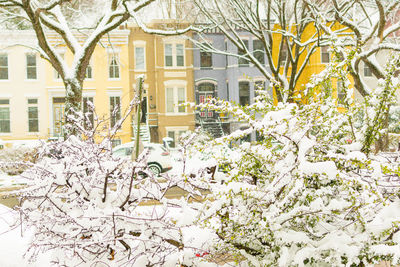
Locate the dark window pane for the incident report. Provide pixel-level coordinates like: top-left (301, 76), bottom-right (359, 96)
top-left (321, 46), bottom-right (330, 63)
top-left (200, 51), bottom-right (212, 68)
top-left (26, 54), bottom-right (37, 79)
top-left (0, 107), bottom-right (10, 133)
top-left (364, 64), bottom-right (372, 77)
top-left (239, 81), bottom-right (250, 106)
top-left (28, 106), bottom-right (38, 132)
top-left (253, 40), bottom-right (264, 64)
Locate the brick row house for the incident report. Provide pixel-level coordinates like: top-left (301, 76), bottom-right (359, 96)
top-left (0, 20), bottom-right (349, 147)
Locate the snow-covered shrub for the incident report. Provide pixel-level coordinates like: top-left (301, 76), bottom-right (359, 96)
top-left (187, 53), bottom-right (400, 266)
top-left (0, 146), bottom-right (38, 175)
top-left (13, 102), bottom-right (211, 266)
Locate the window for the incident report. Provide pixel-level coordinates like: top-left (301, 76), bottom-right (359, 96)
top-left (166, 87), bottom-right (186, 113)
top-left (238, 40), bottom-right (249, 67)
top-left (83, 97), bottom-right (94, 129)
top-left (0, 99), bottom-right (10, 132)
top-left (165, 43), bottom-right (185, 67)
top-left (167, 130), bottom-right (187, 148)
top-left (176, 44), bottom-right (184, 66)
top-left (27, 98), bottom-right (38, 132)
top-left (109, 96), bottom-right (121, 127)
top-left (253, 39), bottom-right (265, 64)
top-left (337, 80), bottom-right (346, 103)
top-left (0, 54), bottom-right (8, 80)
top-left (200, 43), bottom-right (212, 68)
top-left (165, 44), bottom-right (173, 67)
top-left (26, 54), bottom-right (37, 80)
top-left (135, 46), bottom-right (145, 70)
top-left (109, 55), bottom-right (120, 79)
top-left (85, 62), bottom-right (93, 79)
top-left (321, 46), bottom-right (330, 64)
top-left (239, 81), bottom-right (250, 106)
top-left (364, 64), bottom-right (372, 77)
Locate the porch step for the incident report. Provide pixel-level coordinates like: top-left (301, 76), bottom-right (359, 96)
top-left (133, 123), bottom-right (150, 143)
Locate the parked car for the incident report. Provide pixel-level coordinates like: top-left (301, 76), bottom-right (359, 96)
top-left (112, 142), bottom-right (173, 176)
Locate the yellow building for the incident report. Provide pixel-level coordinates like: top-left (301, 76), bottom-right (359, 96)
top-left (45, 30), bottom-right (132, 145)
top-left (128, 21), bottom-right (196, 146)
top-left (270, 23), bottom-right (354, 104)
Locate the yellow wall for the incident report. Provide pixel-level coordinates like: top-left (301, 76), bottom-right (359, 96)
top-left (45, 30), bottom-right (132, 144)
top-left (129, 23), bottom-right (195, 144)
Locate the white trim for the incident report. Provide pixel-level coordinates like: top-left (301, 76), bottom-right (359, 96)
top-left (134, 45), bottom-right (146, 71)
top-left (164, 80), bottom-right (187, 86)
top-left (24, 94), bottom-right (40, 98)
top-left (107, 89), bottom-right (122, 97)
top-left (106, 47), bottom-right (121, 53)
top-left (83, 91), bottom-right (96, 97)
top-left (133, 40), bottom-right (146, 46)
top-left (195, 78), bottom-right (218, 86)
top-left (238, 77), bottom-right (251, 82)
top-left (165, 126), bottom-right (189, 131)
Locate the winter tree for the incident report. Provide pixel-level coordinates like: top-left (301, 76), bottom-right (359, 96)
top-left (187, 0), bottom-right (334, 102)
top-left (0, 0), bottom-right (191, 137)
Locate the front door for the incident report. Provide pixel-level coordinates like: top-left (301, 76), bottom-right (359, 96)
top-left (197, 82), bottom-right (216, 118)
top-left (53, 97), bottom-right (65, 137)
top-left (199, 93), bottom-right (214, 118)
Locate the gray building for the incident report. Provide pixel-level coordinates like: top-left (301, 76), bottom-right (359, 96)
top-left (193, 29), bottom-right (271, 140)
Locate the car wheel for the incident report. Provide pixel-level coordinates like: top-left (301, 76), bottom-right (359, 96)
top-left (148, 163), bottom-right (162, 176)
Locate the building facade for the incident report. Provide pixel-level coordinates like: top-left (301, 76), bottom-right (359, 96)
top-left (128, 21), bottom-right (196, 146)
top-left (193, 29), bottom-right (272, 140)
top-left (0, 31), bottom-right (48, 144)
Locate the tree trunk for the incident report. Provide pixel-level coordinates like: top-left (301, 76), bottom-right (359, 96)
top-left (375, 106), bottom-right (390, 153)
top-left (63, 78), bottom-right (83, 138)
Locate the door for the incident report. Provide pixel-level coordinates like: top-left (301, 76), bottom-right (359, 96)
top-left (197, 83), bottom-right (215, 118)
top-left (53, 97), bottom-right (65, 137)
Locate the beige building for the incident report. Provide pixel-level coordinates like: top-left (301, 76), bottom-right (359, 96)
top-left (128, 21), bottom-right (195, 146)
top-left (0, 31), bottom-right (48, 144)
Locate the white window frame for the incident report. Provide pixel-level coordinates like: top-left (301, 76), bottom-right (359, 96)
top-left (0, 99), bottom-right (10, 133)
top-left (108, 54), bottom-right (120, 80)
top-left (0, 54), bottom-right (9, 81)
top-left (134, 41), bottom-right (146, 71)
top-left (26, 53), bottom-right (37, 80)
top-left (164, 42), bottom-right (185, 68)
top-left (27, 98), bottom-right (39, 133)
top-left (109, 95), bottom-right (121, 128)
top-left (165, 86), bottom-right (186, 114)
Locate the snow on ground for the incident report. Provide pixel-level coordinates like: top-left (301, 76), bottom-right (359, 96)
top-left (0, 204), bottom-right (50, 267)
